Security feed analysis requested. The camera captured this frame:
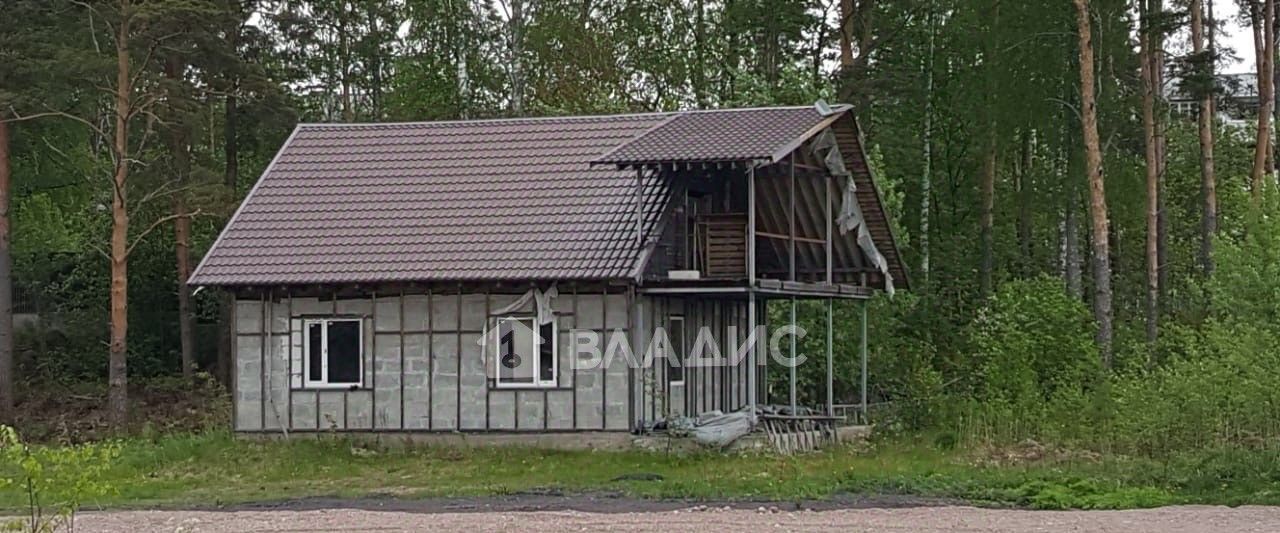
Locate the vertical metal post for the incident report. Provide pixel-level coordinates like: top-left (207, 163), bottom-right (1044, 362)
top-left (826, 298), bottom-right (833, 417)
top-left (859, 299), bottom-right (868, 424)
top-left (826, 175), bottom-right (833, 284)
top-left (789, 156), bottom-right (796, 281)
top-left (747, 292), bottom-right (757, 424)
top-left (747, 164), bottom-right (757, 424)
top-left (748, 165), bottom-right (756, 283)
top-left (789, 296), bottom-right (797, 413)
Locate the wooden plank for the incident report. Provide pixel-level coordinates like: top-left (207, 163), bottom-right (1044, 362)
top-left (757, 230), bottom-right (825, 245)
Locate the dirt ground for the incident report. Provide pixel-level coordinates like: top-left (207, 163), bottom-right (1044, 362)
top-left (70, 496), bottom-right (1280, 533)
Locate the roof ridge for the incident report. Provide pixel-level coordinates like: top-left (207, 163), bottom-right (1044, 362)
top-left (297, 111), bottom-right (675, 129)
top-left (294, 104), bottom-right (851, 129)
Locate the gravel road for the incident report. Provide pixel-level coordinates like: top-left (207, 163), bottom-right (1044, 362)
top-left (73, 504), bottom-right (1280, 532)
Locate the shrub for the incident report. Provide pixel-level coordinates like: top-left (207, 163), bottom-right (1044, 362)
top-left (0, 426), bottom-right (120, 532)
top-left (966, 277), bottom-right (1100, 405)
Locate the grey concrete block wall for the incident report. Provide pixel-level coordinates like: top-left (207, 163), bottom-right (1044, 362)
top-left (402, 332), bottom-right (430, 429)
top-left (232, 287), bottom-right (643, 434)
top-left (458, 332), bottom-right (486, 430)
top-left (488, 391), bottom-right (515, 430)
top-left (429, 333), bottom-right (459, 429)
top-left (234, 334), bottom-right (262, 431)
top-left (373, 333), bottom-right (402, 429)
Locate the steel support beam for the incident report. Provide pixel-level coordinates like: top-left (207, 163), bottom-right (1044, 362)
top-left (747, 165), bottom-right (757, 425)
top-left (860, 299), bottom-right (868, 424)
top-left (789, 296), bottom-right (797, 413)
top-left (826, 174), bottom-right (833, 284)
top-left (789, 155), bottom-right (797, 281)
top-left (747, 291), bottom-right (757, 424)
top-left (748, 166), bottom-right (756, 282)
top-left (826, 298), bottom-right (834, 417)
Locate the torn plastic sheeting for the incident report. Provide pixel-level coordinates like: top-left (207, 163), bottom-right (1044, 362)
top-left (811, 128), bottom-right (895, 295)
top-left (660, 408), bottom-right (754, 448)
top-left (491, 284), bottom-right (559, 325)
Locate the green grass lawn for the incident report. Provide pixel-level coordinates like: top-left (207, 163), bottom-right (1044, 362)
top-left (5, 431), bottom-right (1280, 511)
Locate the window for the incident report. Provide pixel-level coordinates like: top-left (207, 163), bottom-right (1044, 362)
top-left (303, 318), bottom-right (363, 389)
top-left (668, 316), bottom-right (685, 385)
top-left (494, 316), bottom-right (557, 388)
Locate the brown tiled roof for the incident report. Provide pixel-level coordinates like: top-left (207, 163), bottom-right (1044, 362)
top-left (190, 113), bottom-right (672, 285)
top-left (189, 105), bottom-right (905, 288)
top-left (593, 105), bottom-right (849, 166)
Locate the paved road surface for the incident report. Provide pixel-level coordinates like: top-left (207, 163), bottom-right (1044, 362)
top-left (75, 504), bottom-right (1280, 532)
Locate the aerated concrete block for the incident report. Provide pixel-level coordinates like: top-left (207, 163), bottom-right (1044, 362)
top-left (517, 390), bottom-right (544, 430)
top-left (458, 332), bottom-right (486, 429)
top-left (430, 334), bottom-right (459, 429)
top-left (346, 390), bottom-right (373, 429)
top-left (318, 391), bottom-right (345, 430)
top-left (236, 300), bottom-right (262, 334)
top-left (546, 390), bottom-right (574, 429)
top-left (291, 391), bottom-right (318, 430)
top-left (373, 332), bottom-right (402, 429)
top-left (403, 295), bottom-right (429, 332)
top-left (488, 390), bottom-right (515, 430)
top-left (235, 335), bottom-right (263, 431)
top-left (402, 333), bottom-right (431, 429)
top-left (432, 293), bottom-right (460, 331)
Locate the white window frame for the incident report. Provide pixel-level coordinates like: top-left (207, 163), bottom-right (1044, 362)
top-left (302, 318), bottom-right (364, 389)
top-left (493, 315), bottom-right (558, 389)
top-left (668, 316), bottom-right (686, 386)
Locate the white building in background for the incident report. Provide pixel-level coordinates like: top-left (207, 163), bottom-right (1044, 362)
top-left (1166, 72), bottom-right (1259, 129)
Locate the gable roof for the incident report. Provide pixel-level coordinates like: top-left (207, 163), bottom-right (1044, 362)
top-left (189, 105), bottom-right (905, 288)
top-left (593, 105), bottom-right (849, 166)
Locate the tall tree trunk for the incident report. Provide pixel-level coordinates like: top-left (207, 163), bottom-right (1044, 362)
top-left (217, 90), bottom-right (238, 386)
top-left (1194, 0), bottom-right (1217, 276)
top-left (1140, 0), bottom-right (1159, 346)
top-left (979, 135), bottom-right (996, 299)
top-left (108, 14), bottom-right (133, 428)
top-left (0, 120), bottom-right (13, 423)
top-left (837, 0), bottom-right (876, 107)
top-left (217, 6), bottom-right (242, 386)
top-left (1074, 0), bottom-right (1113, 365)
top-left (693, 0), bottom-right (709, 108)
top-left (1250, 0), bottom-right (1275, 206)
top-left (165, 58), bottom-right (195, 381)
top-left (839, 0), bottom-right (855, 68)
top-left (1016, 130), bottom-right (1034, 274)
top-left (919, 3), bottom-right (936, 287)
top-left (978, 1), bottom-right (1000, 300)
top-left (1062, 144), bottom-right (1083, 299)
top-left (1153, 0), bottom-right (1169, 306)
top-left (510, 0), bottom-right (525, 115)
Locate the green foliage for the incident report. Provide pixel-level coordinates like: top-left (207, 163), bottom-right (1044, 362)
top-left (0, 426), bottom-right (119, 532)
top-left (7, 430), bottom-right (1280, 511)
top-left (967, 277), bottom-right (1100, 403)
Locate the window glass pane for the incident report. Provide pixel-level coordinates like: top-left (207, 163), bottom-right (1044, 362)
top-left (539, 322), bottom-right (555, 383)
top-left (668, 319), bottom-right (684, 383)
top-left (307, 322), bottom-right (323, 382)
top-left (327, 321), bottom-right (361, 384)
top-left (498, 318), bottom-right (534, 384)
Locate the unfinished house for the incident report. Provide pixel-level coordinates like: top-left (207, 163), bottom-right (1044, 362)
top-left (189, 103), bottom-right (908, 446)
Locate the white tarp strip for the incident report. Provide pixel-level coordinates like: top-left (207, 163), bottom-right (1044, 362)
top-left (491, 285), bottom-right (559, 325)
top-left (811, 129), bottom-right (895, 295)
